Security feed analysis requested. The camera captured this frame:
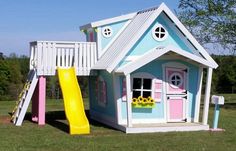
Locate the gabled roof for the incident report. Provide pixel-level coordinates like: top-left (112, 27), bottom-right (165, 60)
top-left (116, 46), bottom-right (217, 75)
top-left (92, 3), bottom-right (218, 72)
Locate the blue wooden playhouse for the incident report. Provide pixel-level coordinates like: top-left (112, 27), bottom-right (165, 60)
top-left (12, 3), bottom-right (218, 134)
top-left (81, 3), bottom-right (218, 133)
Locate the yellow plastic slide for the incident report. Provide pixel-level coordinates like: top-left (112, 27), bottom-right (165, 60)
top-left (58, 67), bottom-right (90, 135)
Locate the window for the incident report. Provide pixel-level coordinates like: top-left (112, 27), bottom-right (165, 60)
top-left (102, 26), bottom-right (113, 38)
top-left (169, 73), bottom-right (183, 88)
top-left (152, 24), bottom-right (168, 41)
top-left (96, 77), bottom-right (107, 106)
top-left (132, 78), bottom-right (152, 98)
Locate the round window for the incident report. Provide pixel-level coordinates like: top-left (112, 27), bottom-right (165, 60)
top-left (102, 26), bottom-right (113, 38)
top-left (152, 24), bottom-right (168, 41)
top-left (169, 73), bottom-right (183, 88)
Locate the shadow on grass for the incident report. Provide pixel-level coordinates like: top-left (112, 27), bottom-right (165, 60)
top-left (43, 109), bottom-right (117, 133)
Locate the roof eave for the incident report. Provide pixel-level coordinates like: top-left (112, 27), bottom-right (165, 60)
top-left (79, 12), bottom-right (136, 31)
top-left (115, 46), bottom-right (217, 75)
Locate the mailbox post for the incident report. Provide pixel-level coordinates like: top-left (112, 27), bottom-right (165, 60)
top-left (211, 95), bottom-right (224, 130)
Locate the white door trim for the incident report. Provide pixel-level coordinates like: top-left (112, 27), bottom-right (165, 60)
top-left (162, 62), bottom-right (189, 123)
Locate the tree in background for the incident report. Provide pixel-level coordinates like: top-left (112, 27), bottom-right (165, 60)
top-left (212, 55), bottom-right (236, 93)
top-left (178, 0), bottom-right (236, 54)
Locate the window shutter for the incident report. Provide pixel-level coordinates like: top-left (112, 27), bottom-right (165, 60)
top-left (90, 32), bottom-right (94, 42)
top-left (154, 79), bottom-right (162, 102)
top-left (95, 78), bottom-right (99, 100)
top-left (102, 81), bottom-right (107, 104)
top-left (122, 78), bottom-right (127, 101)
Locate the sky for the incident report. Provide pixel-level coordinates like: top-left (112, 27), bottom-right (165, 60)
top-left (0, 0), bottom-right (180, 56)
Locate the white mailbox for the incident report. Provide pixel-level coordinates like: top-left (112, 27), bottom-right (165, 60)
top-left (211, 95), bottom-right (224, 105)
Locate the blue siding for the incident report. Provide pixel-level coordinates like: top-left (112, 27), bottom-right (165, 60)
top-left (89, 70), bottom-right (116, 118)
top-left (126, 12), bottom-right (193, 57)
top-left (99, 20), bottom-right (128, 50)
top-left (119, 59), bottom-right (199, 120)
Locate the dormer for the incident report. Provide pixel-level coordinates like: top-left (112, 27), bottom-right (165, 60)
top-left (80, 12), bottom-right (136, 58)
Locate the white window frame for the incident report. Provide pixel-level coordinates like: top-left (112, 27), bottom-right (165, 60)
top-left (102, 26), bottom-right (113, 38)
top-left (131, 72), bottom-right (156, 99)
top-left (169, 72), bottom-right (183, 89)
top-left (152, 24), bottom-right (168, 41)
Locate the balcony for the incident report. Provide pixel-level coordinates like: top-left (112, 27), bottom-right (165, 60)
top-left (30, 41), bottom-right (97, 76)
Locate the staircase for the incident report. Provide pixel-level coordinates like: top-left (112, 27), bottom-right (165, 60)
top-left (11, 70), bottom-right (38, 126)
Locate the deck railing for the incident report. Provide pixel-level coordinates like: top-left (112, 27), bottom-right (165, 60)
top-left (30, 41), bottom-right (97, 76)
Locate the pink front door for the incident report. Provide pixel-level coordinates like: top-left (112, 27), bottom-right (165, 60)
top-left (165, 67), bottom-right (187, 122)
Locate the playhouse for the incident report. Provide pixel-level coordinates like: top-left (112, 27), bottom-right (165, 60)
top-left (11, 3), bottom-right (218, 134)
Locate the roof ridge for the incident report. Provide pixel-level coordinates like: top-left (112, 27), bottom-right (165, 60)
top-left (137, 5), bottom-right (160, 14)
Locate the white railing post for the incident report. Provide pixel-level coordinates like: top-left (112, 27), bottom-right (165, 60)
top-left (52, 42), bottom-right (57, 75)
top-left (29, 43), bottom-right (34, 70)
top-left (37, 42), bottom-right (43, 75)
top-left (32, 41), bottom-right (97, 76)
top-left (74, 43), bottom-right (79, 74)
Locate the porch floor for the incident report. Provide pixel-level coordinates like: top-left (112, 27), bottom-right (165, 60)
top-left (121, 123), bottom-right (209, 133)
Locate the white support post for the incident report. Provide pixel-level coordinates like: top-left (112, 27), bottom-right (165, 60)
top-left (126, 74), bottom-right (132, 127)
top-left (202, 68), bottom-right (213, 125)
top-left (194, 67), bottom-right (203, 122)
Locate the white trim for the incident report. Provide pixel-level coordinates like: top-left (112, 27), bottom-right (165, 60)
top-left (168, 72), bottom-right (183, 89)
top-left (162, 65), bottom-right (167, 122)
top-left (116, 46), bottom-right (215, 75)
top-left (126, 74), bottom-right (133, 127)
top-left (112, 73), bottom-right (121, 124)
top-left (125, 124), bottom-right (209, 134)
top-left (161, 4), bottom-right (218, 68)
top-left (159, 13), bottom-right (200, 57)
top-left (94, 3), bottom-right (217, 72)
top-left (90, 108), bottom-right (209, 134)
top-left (166, 96), bottom-right (186, 122)
top-left (131, 72), bottom-right (156, 100)
top-left (162, 62), bottom-right (189, 123)
top-left (97, 27), bottom-right (102, 58)
top-left (152, 24), bottom-right (169, 41)
top-left (165, 67), bottom-right (187, 94)
top-left (194, 67), bottom-right (203, 122)
top-left (106, 4), bottom-right (165, 73)
top-left (102, 26), bottom-right (113, 38)
top-left (124, 55), bottom-right (141, 62)
top-left (99, 20), bottom-right (132, 58)
top-left (120, 118), bottom-right (166, 125)
top-left (80, 12), bottom-right (136, 30)
top-left (202, 68), bottom-right (213, 125)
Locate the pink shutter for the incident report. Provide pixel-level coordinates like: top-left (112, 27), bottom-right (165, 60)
top-left (122, 78), bottom-right (127, 101)
top-left (89, 32), bottom-right (94, 42)
top-left (154, 79), bottom-right (162, 102)
top-left (102, 81), bottom-right (107, 104)
top-left (95, 78), bottom-right (99, 100)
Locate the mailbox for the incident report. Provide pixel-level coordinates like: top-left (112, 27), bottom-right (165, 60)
top-left (211, 95), bottom-right (224, 105)
top-left (211, 95), bottom-right (225, 130)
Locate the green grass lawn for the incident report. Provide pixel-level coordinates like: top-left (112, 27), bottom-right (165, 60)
top-left (0, 94), bottom-right (236, 151)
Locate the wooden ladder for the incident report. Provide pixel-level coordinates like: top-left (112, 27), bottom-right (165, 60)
top-left (11, 70), bottom-right (38, 126)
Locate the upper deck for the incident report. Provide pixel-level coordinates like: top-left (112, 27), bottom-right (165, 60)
top-left (30, 41), bottom-right (97, 76)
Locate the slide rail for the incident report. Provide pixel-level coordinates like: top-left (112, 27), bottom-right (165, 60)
top-left (30, 41), bottom-right (97, 76)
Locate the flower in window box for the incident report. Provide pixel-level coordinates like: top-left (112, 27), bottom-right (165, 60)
top-left (138, 96), bottom-right (143, 103)
top-left (132, 98), bottom-right (138, 105)
top-left (142, 98), bottom-right (148, 103)
top-left (148, 97), bottom-right (155, 104)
